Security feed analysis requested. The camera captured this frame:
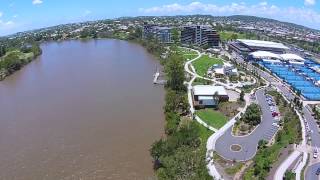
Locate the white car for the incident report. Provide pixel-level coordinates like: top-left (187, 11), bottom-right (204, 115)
top-left (314, 151), bottom-right (318, 159)
top-left (272, 123), bottom-right (280, 128)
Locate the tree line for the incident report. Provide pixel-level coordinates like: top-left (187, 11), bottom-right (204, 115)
top-left (150, 46), bottom-right (212, 179)
top-left (0, 43), bottom-right (41, 80)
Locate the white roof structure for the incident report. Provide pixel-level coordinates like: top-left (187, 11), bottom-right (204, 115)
top-left (263, 59), bottom-right (282, 63)
top-left (214, 67), bottom-right (225, 75)
top-left (289, 61), bottom-right (304, 65)
top-left (193, 85), bottom-right (228, 96)
top-left (238, 39), bottom-right (290, 50)
top-left (280, 53), bottom-right (304, 61)
top-left (250, 51), bottom-right (281, 59)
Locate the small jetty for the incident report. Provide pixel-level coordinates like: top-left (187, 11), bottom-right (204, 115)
top-left (153, 67), bottom-right (166, 85)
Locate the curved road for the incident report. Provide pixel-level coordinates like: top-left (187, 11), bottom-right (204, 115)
top-left (306, 162), bottom-right (320, 180)
top-left (215, 88), bottom-right (279, 161)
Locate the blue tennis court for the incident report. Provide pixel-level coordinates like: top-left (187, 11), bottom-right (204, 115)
top-left (260, 60), bottom-right (320, 101)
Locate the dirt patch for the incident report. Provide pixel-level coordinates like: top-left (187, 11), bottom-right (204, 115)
top-left (218, 101), bottom-right (244, 119)
top-left (231, 144), bottom-right (242, 152)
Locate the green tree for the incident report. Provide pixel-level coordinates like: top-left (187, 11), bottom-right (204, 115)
top-left (230, 33), bottom-right (238, 40)
top-left (0, 45), bottom-right (6, 57)
top-left (165, 54), bottom-right (186, 92)
top-left (171, 28), bottom-right (180, 44)
top-left (240, 90), bottom-right (245, 102)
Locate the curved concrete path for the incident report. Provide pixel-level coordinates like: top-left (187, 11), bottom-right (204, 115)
top-left (215, 88), bottom-right (278, 161)
top-left (274, 150), bottom-right (302, 180)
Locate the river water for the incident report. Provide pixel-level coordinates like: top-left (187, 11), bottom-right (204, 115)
top-left (0, 39), bottom-right (165, 179)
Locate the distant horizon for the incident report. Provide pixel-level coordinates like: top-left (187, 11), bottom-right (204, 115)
top-left (1, 14), bottom-right (319, 38)
top-left (0, 0), bottom-right (319, 36)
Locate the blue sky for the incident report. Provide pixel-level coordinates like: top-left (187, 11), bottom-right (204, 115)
top-left (0, 0), bottom-right (319, 36)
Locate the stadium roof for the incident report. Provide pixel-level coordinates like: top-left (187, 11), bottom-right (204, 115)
top-left (280, 53), bottom-right (305, 61)
top-left (249, 51), bottom-right (281, 59)
top-left (238, 39), bottom-right (290, 50)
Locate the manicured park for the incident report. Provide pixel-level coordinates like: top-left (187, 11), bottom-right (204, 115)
top-left (192, 55), bottom-right (223, 76)
top-left (177, 47), bottom-right (198, 61)
top-left (196, 108), bottom-right (228, 129)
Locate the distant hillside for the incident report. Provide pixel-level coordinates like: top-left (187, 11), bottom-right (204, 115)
top-left (134, 14), bottom-right (319, 33)
top-left (225, 15), bottom-right (319, 32)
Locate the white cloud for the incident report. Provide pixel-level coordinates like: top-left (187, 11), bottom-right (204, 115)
top-left (0, 20), bottom-right (15, 29)
top-left (259, 2), bottom-right (268, 6)
top-left (139, 2), bottom-right (320, 29)
top-left (0, 12), bottom-right (3, 18)
top-left (32, 0), bottom-right (43, 5)
top-left (83, 10), bottom-right (92, 17)
top-left (304, 0), bottom-right (316, 6)
top-left (13, 14), bottom-right (19, 18)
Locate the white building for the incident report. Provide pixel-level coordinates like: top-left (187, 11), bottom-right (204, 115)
top-left (192, 85), bottom-right (229, 108)
top-left (208, 63), bottom-right (238, 77)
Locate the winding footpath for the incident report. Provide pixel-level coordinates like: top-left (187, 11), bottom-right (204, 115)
top-left (183, 48), bottom-right (252, 179)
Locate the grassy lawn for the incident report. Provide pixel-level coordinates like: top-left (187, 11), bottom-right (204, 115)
top-left (0, 51), bottom-right (34, 61)
top-left (219, 31), bottom-right (246, 41)
top-left (183, 54), bottom-right (198, 61)
top-left (192, 55), bottom-right (223, 76)
top-left (225, 163), bottom-right (244, 175)
top-left (19, 52), bottom-right (34, 59)
top-left (197, 109), bottom-right (228, 129)
top-left (177, 47), bottom-right (198, 61)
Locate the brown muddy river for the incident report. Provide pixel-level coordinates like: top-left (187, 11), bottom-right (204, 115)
top-left (0, 39), bottom-right (165, 179)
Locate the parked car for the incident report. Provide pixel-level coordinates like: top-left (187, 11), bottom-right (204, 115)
top-left (313, 148), bottom-right (318, 159)
top-left (316, 168), bottom-right (320, 175)
top-left (272, 123), bottom-right (280, 128)
top-left (272, 112), bottom-right (279, 117)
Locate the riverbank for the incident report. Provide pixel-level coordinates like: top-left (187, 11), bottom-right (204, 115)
top-left (0, 44), bottom-right (42, 81)
top-left (147, 44), bottom-right (213, 179)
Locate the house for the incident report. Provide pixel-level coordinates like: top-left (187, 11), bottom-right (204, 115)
top-left (224, 63), bottom-right (239, 76)
top-left (208, 63), bottom-right (238, 78)
top-left (210, 64), bottom-right (225, 78)
top-left (192, 85), bottom-right (229, 108)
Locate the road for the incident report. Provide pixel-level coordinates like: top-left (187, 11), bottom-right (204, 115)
top-left (304, 107), bottom-right (320, 148)
top-left (233, 54), bottom-right (320, 178)
top-left (306, 162), bottom-right (320, 180)
top-left (215, 88), bottom-right (279, 161)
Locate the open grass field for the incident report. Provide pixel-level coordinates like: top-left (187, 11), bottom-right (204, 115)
top-left (177, 47), bottom-right (198, 61)
top-left (197, 109), bottom-right (228, 129)
top-left (0, 51), bottom-right (34, 61)
top-left (219, 31), bottom-right (247, 41)
top-left (192, 55), bottom-right (223, 76)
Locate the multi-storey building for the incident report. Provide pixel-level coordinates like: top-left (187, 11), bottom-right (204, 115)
top-left (181, 25), bottom-right (220, 47)
top-left (142, 23), bottom-right (173, 43)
